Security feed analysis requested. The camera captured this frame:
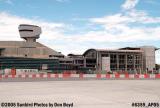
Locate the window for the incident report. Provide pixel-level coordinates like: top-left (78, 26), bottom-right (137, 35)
top-left (19, 29), bottom-right (33, 32)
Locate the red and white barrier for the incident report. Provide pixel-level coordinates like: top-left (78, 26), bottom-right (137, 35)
top-left (0, 74), bottom-right (160, 79)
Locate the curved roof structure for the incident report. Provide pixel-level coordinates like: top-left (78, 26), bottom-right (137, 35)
top-left (83, 48), bottom-right (143, 56)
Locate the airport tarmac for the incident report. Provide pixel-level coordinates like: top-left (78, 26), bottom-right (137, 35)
top-left (0, 80), bottom-right (160, 108)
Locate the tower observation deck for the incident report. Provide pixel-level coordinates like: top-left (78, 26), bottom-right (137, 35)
top-left (18, 24), bottom-right (42, 42)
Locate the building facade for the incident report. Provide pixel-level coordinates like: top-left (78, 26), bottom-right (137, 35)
top-left (0, 24), bottom-right (76, 73)
top-left (0, 24), bottom-right (158, 74)
top-left (80, 46), bottom-right (157, 73)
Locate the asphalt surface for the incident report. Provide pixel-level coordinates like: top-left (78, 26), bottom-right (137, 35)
top-left (0, 80), bottom-right (160, 108)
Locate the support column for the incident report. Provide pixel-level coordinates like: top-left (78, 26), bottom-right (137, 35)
top-left (133, 54), bottom-right (136, 74)
top-left (117, 53), bottom-right (119, 71)
top-left (141, 54), bottom-right (143, 74)
top-left (125, 53), bottom-right (127, 71)
top-left (84, 58), bottom-right (86, 67)
top-left (133, 54), bottom-right (135, 70)
top-left (96, 51), bottom-right (101, 71)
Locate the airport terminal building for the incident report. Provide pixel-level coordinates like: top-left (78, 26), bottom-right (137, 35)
top-left (0, 24), bottom-right (158, 74)
top-left (0, 24), bottom-right (75, 73)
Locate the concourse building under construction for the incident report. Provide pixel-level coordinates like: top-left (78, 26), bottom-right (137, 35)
top-left (0, 24), bottom-right (158, 74)
top-left (81, 46), bottom-right (157, 73)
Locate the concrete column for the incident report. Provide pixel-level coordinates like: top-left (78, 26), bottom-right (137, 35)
top-left (84, 58), bottom-right (86, 67)
top-left (96, 51), bottom-right (100, 71)
top-left (141, 54), bottom-right (143, 73)
top-left (133, 54), bottom-right (135, 71)
top-left (117, 53), bottom-right (119, 71)
top-left (98, 52), bottom-right (102, 71)
top-left (125, 53), bottom-right (127, 71)
top-left (133, 54), bottom-right (136, 74)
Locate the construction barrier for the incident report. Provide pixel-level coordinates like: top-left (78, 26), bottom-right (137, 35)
top-left (0, 74), bottom-right (160, 79)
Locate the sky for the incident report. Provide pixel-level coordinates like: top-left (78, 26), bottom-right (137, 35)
top-left (0, 0), bottom-right (160, 63)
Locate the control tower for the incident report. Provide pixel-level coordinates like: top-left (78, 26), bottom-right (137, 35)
top-left (18, 24), bottom-right (42, 42)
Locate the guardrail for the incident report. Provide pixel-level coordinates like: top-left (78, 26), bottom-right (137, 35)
top-left (0, 74), bottom-right (160, 79)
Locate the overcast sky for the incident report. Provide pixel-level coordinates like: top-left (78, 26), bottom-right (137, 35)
top-left (0, 0), bottom-right (160, 63)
